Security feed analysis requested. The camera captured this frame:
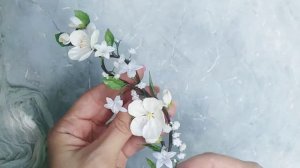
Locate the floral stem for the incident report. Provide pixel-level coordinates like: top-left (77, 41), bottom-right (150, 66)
top-left (100, 57), bottom-right (114, 76)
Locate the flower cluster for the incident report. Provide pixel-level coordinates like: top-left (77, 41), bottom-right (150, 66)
top-left (55, 10), bottom-right (186, 168)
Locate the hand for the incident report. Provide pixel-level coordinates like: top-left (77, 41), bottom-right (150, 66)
top-left (178, 152), bottom-right (262, 168)
top-left (47, 68), bottom-right (175, 168)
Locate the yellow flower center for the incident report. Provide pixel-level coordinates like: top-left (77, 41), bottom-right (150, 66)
top-left (146, 112), bottom-right (154, 120)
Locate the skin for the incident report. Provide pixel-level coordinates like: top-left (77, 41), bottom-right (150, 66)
top-left (47, 68), bottom-right (262, 168)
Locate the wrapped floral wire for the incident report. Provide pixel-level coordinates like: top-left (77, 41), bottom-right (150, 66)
top-left (55, 10), bottom-right (186, 168)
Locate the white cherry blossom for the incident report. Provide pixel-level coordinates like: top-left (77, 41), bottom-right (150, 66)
top-left (180, 143), bottom-right (187, 152)
top-left (137, 82), bottom-right (146, 89)
top-left (163, 124), bottom-right (172, 133)
top-left (104, 96), bottom-right (127, 114)
top-left (173, 138), bottom-right (182, 147)
top-left (94, 41), bottom-right (115, 59)
top-left (68, 23), bottom-right (99, 61)
top-left (58, 33), bottom-right (70, 45)
top-left (128, 98), bottom-right (165, 143)
top-left (119, 61), bottom-right (143, 78)
top-left (153, 149), bottom-right (176, 168)
top-left (172, 132), bottom-right (181, 138)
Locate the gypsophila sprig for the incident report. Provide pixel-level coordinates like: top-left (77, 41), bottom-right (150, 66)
top-left (55, 10), bottom-right (187, 168)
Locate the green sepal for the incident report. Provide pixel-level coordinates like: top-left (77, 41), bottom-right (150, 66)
top-left (55, 33), bottom-right (71, 47)
top-left (105, 29), bottom-right (115, 46)
top-left (145, 144), bottom-right (161, 152)
top-left (146, 158), bottom-right (156, 168)
top-left (74, 10), bottom-right (90, 29)
top-left (103, 76), bottom-right (126, 90)
top-left (149, 72), bottom-right (156, 97)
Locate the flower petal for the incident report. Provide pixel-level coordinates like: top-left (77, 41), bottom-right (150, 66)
top-left (90, 30), bottom-right (99, 48)
top-left (130, 116), bottom-right (147, 136)
top-left (143, 98), bottom-right (163, 113)
top-left (142, 118), bottom-right (163, 143)
top-left (68, 47), bottom-right (92, 61)
top-left (128, 100), bottom-right (147, 117)
top-left (69, 30), bottom-right (88, 47)
top-left (86, 22), bottom-right (96, 36)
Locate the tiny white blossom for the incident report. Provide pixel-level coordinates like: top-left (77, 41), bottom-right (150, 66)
top-left (58, 33), bottom-right (70, 45)
top-left (119, 61), bottom-right (143, 78)
top-left (177, 153), bottom-right (186, 160)
top-left (131, 90), bottom-right (139, 100)
top-left (163, 89), bottom-right (172, 106)
top-left (153, 149), bottom-right (176, 168)
top-left (163, 124), bottom-right (172, 133)
top-left (172, 121), bottom-right (180, 130)
top-left (114, 74), bottom-right (120, 79)
top-left (128, 48), bottom-right (136, 55)
top-left (94, 41), bottom-right (115, 59)
top-left (179, 143), bottom-right (187, 152)
top-left (69, 16), bottom-right (82, 28)
top-left (172, 132), bottom-right (181, 138)
top-left (136, 82), bottom-right (146, 89)
top-left (173, 138), bottom-right (182, 147)
top-left (102, 72), bottom-right (109, 78)
top-left (104, 96), bottom-right (127, 114)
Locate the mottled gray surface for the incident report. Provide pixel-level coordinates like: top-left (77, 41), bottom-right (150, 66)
top-left (1, 0), bottom-right (300, 167)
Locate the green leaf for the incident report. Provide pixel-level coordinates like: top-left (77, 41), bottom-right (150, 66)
top-left (145, 144), bottom-right (161, 152)
top-left (103, 77), bottom-right (126, 90)
top-left (105, 29), bottom-right (115, 46)
top-left (149, 72), bottom-right (156, 97)
top-left (146, 158), bottom-right (156, 168)
top-left (74, 10), bottom-right (90, 29)
top-left (55, 33), bottom-right (70, 47)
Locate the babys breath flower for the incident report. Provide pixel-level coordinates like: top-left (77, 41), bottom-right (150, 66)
top-left (136, 82), bottom-right (146, 89)
top-left (58, 33), bottom-right (70, 45)
top-left (177, 153), bottom-right (186, 160)
top-left (94, 41), bottom-right (115, 59)
top-left (104, 96), bottom-right (127, 114)
top-left (131, 90), bottom-right (139, 100)
top-left (102, 72), bottom-right (109, 78)
top-left (69, 16), bottom-right (82, 28)
top-left (128, 98), bottom-right (165, 143)
top-left (172, 132), bottom-right (181, 138)
top-left (153, 149), bottom-right (176, 168)
top-left (163, 124), bottom-right (172, 133)
top-left (68, 23), bottom-right (99, 61)
top-left (172, 121), bottom-right (180, 130)
top-left (128, 48), bottom-right (136, 55)
top-left (119, 60), bottom-right (143, 78)
top-left (180, 143), bottom-right (187, 152)
top-left (173, 138), bottom-right (182, 147)
top-left (163, 89), bottom-right (172, 107)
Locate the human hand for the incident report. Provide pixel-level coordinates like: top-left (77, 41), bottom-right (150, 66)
top-left (177, 152), bottom-right (262, 168)
top-left (47, 68), bottom-right (176, 168)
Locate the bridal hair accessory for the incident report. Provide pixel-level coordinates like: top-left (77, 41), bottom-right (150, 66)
top-left (55, 10), bottom-right (186, 168)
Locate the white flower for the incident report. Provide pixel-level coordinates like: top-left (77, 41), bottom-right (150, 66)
top-left (104, 96), bottom-right (127, 114)
top-left (114, 74), bottom-right (120, 79)
top-left (173, 138), bottom-right (182, 147)
top-left (128, 98), bottom-right (165, 143)
top-left (163, 89), bottom-right (172, 106)
top-left (172, 121), bottom-right (180, 130)
top-left (163, 124), bottom-right (172, 133)
top-left (94, 41), bottom-right (115, 59)
top-left (128, 48), bottom-right (136, 55)
top-left (119, 61), bottom-right (143, 78)
top-left (69, 16), bottom-right (82, 28)
top-left (172, 132), bottom-right (181, 138)
top-left (136, 82), bottom-right (146, 89)
top-left (102, 72), bottom-right (109, 78)
top-left (68, 23), bottom-right (99, 61)
top-left (58, 33), bottom-right (70, 45)
top-left (153, 149), bottom-right (176, 168)
top-left (131, 90), bottom-right (139, 100)
top-left (177, 153), bottom-right (186, 160)
top-left (180, 143), bottom-right (187, 152)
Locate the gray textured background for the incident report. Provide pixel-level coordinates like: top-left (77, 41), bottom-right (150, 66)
top-left (1, 0), bottom-right (300, 167)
